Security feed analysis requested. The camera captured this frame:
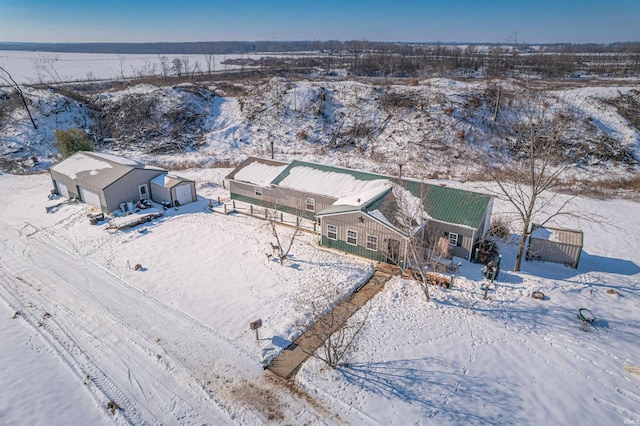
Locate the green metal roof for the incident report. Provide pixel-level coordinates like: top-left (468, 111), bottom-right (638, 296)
top-left (271, 160), bottom-right (386, 186)
top-left (237, 157), bottom-right (492, 229)
top-left (385, 178), bottom-right (492, 229)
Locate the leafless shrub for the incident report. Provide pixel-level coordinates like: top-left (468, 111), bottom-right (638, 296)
top-left (475, 238), bottom-right (499, 265)
top-left (379, 91), bottom-right (419, 111)
top-left (488, 216), bottom-right (511, 239)
top-left (293, 284), bottom-right (370, 369)
top-left (0, 91), bottom-right (20, 122)
top-left (603, 89), bottom-right (640, 129)
top-left (370, 151), bottom-right (386, 163)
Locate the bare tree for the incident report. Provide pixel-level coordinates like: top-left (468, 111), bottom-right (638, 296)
top-left (117, 55), bottom-right (127, 80)
top-left (32, 54), bottom-right (62, 85)
top-left (478, 87), bottom-right (600, 272)
top-left (203, 46), bottom-right (216, 77)
top-left (181, 56), bottom-right (190, 79)
top-left (293, 284), bottom-right (371, 369)
top-left (172, 57), bottom-right (184, 78)
top-left (267, 210), bottom-right (302, 266)
top-left (386, 183), bottom-right (432, 301)
top-left (0, 66), bottom-right (37, 129)
top-left (158, 55), bottom-right (171, 81)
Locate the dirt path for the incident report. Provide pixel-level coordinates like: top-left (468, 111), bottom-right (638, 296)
top-left (267, 263), bottom-right (398, 379)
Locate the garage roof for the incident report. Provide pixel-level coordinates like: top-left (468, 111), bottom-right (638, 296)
top-left (51, 151), bottom-right (165, 189)
top-left (150, 173), bottom-right (194, 189)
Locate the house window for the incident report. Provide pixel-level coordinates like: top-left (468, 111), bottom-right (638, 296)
top-left (327, 224), bottom-right (337, 240)
top-left (347, 229), bottom-right (357, 246)
top-left (366, 235), bottom-right (378, 251)
top-left (448, 232), bottom-right (462, 247)
top-left (306, 197), bottom-right (315, 212)
top-left (254, 187), bottom-right (262, 197)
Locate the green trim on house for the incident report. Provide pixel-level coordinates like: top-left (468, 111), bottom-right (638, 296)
top-left (231, 193), bottom-right (274, 210)
top-left (321, 236), bottom-right (392, 263)
top-left (230, 193), bottom-right (316, 221)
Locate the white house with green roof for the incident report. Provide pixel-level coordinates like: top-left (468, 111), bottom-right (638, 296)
top-left (226, 157), bottom-right (493, 265)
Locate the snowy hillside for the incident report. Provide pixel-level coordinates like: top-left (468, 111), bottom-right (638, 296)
top-left (1, 78), bottom-right (638, 184)
top-left (0, 170), bottom-right (638, 425)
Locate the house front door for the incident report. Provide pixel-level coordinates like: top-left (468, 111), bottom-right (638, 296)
top-left (387, 238), bottom-right (401, 265)
top-left (138, 184), bottom-right (149, 200)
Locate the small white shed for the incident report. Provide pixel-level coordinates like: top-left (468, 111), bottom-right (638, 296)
top-left (150, 174), bottom-right (197, 207)
top-left (526, 224), bottom-right (583, 269)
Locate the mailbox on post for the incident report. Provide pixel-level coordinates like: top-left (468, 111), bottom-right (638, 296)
top-left (250, 319), bottom-right (262, 340)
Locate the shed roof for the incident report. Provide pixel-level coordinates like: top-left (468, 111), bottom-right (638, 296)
top-left (531, 224), bottom-right (584, 247)
top-left (51, 151), bottom-right (165, 189)
top-left (150, 173), bottom-right (194, 189)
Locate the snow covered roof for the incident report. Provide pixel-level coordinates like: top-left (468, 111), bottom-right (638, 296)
top-left (150, 173), bottom-right (193, 189)
top-left (225, 157), bottom-right (289, 187)
top-left (50, 151), bottom-right (116, 180)
top-left (531, 224), bottom-right (583, 246)
top-left (276, 164), bottom-right (391, 207)
top-left (88, 151), bottom-right (140, 166)
top-left (228, 157), bottom-right (492, 229)
top-left (361, 179), bottom-right (492, 230)
top-left (50, 151), bottom-right (167, 189)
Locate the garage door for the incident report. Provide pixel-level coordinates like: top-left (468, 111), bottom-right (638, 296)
top-left (175, 183), bottom-right (193, 205)
top-left (56, 181), bottom-right (69, 199)
top-left (79, 187), bottom-right (101, 210)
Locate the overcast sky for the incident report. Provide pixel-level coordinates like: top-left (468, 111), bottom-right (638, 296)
top-left (0, 0), bottom-right (638, 44)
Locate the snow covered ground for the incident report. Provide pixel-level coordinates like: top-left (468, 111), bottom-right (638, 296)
top-left (2, 54), bottom-right (638, 185)
top-left (0, 50), bottom-right (281, 84)
top-left (0, 168), bottom-right (638, 425)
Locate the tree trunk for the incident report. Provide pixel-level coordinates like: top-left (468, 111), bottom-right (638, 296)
top-left (513, 222), bottom-right (530, 272)
top-left (411, 250), bottom-right (429, 301)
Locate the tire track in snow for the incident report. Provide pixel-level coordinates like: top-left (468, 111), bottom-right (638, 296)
top-left (0, 268), bottom-right (143, 425)
top-left (617, 388), bottom-right (640, 404)
top-left (0, 221), bottom-right (235, 424)
top-left (593, 396), bottom-right (640, 423)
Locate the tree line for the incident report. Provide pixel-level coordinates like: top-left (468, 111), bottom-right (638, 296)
top-left (2, 40), bottom-right (639, 79)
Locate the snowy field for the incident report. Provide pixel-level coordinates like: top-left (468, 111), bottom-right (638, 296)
top-left (0, 168), bottom-right (639, 425)
top-left (0, 50), bottom-right (288, 84)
